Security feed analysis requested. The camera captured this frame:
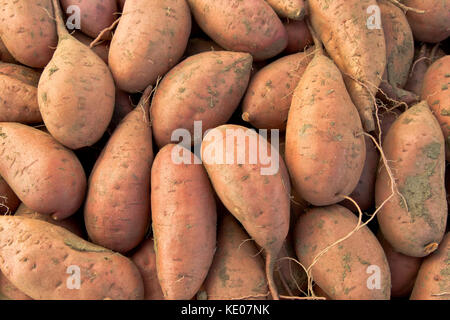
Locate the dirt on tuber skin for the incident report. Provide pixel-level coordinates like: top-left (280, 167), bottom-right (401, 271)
top-left (84, 85), bottom-right (153, 253)
top-left (38, 0), bottom-right (115, 150)
top-left (0, 216), bottom-right (144, 300)
top-left (201, 125), bottom-right (291, 300)
top-left (375, 101), bottom-right (448, 258)
top-left (0, 62), bottom-right (42, 124)
top-left (308, 0), bottom-right (387, 132)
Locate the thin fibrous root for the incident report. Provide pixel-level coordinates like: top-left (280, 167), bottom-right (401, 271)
top-left (90, 18), bottom-right (121, 48)
top-left (387, 0), bottom-right (425, 13)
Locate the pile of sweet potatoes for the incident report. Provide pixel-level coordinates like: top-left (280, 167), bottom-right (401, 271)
top-left (0, 0), bottom-right (449, 301)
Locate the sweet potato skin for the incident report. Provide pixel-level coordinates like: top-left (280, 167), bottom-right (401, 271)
top-left (0, 123), bottom-right (86, 220)
top-left (410, 232), bottom-right (449, 300)
top-left (0, 62), bottom-right (42, 124)
top-left (0, 176), bottom-right (20, 215)
top-left (375, 101), bottom-right (447, 258)
top-left (340, 136), bottom-right (379, 213)
top-left (107, 88), bottom-right (134, 133)
top-left (378, 0), bottom-right (416, 104)
top-left (403, 0), bottom-right (450, 43)
top-left (203, 214), bottom-right (268, 300)
top-left (294, 205), bottom-right (391, 300)
top-left (421, 56), bottom-right (450, 161)
top-left (0, 0), bottom-right (57, 68)
top-left (61, 0), bottom-right (117, 39)
top-left (73, 32), bottom-right (109, 64)
top-left (152, 144), bottom-right (217, 300)
top-left (151, 51), bottom-right (252, 148)
top-left (273, 237), bottom-right (307, 297)
top-left (184, 38), bottom-right (223, 57)
top-left (201, 124), bottom-right (291, 258)
top-left (0, 216), bottom-right (144, 300)
top-left (131, 238), bottom-right (164, 300)
top-left (1, 203), bottom-right (85, 300)
top-left (378, 232), bottom-right (422, 298)
top-left (38, 0), bottom-right (115, 150)
top-left (187, 0), bottom-right (288, 61)
top-left (283, 19), bottom-right (313, 54)
top-left (405, 45), bottom-right (446, 97)
top-left (0, 39), bottom-right (15, 63)
top-left (0, 271), bottom-right (32, 300)
top-left (15, 204), bottom-right (84, 238)
top-left (84, 99), bottom-right (153, 253)
top-left (308, 0), bottom-right (386, 131)
top-left (285, 54), bottom-right (366, 206)
top-left (109, 0), bottom-right (191, 93)
top-left (266, 0), bottom-right (305, 20)
top-left (242, 51), bottom-right (313, 130)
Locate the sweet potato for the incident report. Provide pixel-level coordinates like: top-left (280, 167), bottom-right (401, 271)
top-left (109, 0), bottom-right (191, 93)
top-left (421, 55), bottom-right (450, 161)
top-left (375, 101), bottom-right (447, 257)
top-left (0, 39), bottom-right (15, 63)
top-left (313, 285), bottom-right (331, 300)
top-left (184, 38), bottom-right (223, 58)
top-left (15, 204), bottom-right (84, 238)
top-left (151, 51), bottom-right (252, 148)
top-left (201, 124), bottom-right (291, 299)
top-left (340, 136), bottom-right (379, 213)
top-left (273, 238), bottom-right (307, 297)
top-left (0, 0), bottom-right (57, 68)
top-left (38, 0), bottom-right (115, 150)
top-left (410, 232), bottom-right (449, 300)
top-left (378, 0), bottom-right (417, 105)
top-left (0, 176), bottom-right (19, 215)
top-left (61, 0), bottom-right (118, 39)
top-left (0, 203), bottom-right (85, 300)
top-left (266, 0), bottom-right (306, 20)
top-left (108, 88), bottom-right (134, 133)
top-left (0, 216), bottom-right (144, 300)
top-left (85, 86), bottom-right (153, 253)
top-left (0, 123), bottom-right (86, 220)
top-left (0, 62), bottom-right (42, 124)
top-left (403, 0), bottom-right (450, 43)
top-left (294, 205), bottom-right (391, 300)
top-left (375, 108), bottom-right (402, 144)
top-left (0, 271), bottom-right (32, 300)
top-left (203, 214), bottom-right (268, 300)
top-left (118, 0), bottom-right (126, 10)
top-left (241, 50), bottom-right (313, 130)
top-left (152, 144), bottom-right (216, 300)
top-left (283, 19), bottom-right (313, 54)
top-left (131, 238), bottom-right (164, 300)
top-left (73, 32), bottom-right (109, 64)
top-left (405, 44), bottom-right (446, 97)
top-left (308, 0), bottom-right (387, 131)
top-left (378, 231), bottom-right (422, 298)
top-left (285, 49), bottom-right (366, 206)
top-left (187, 0), bottom-right (288, 61)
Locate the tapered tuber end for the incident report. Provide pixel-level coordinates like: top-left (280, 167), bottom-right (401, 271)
top-left (395, 88), bottom-right (419, 106)
top-left (424, 242), bottom-right (439, 255)
top-left (361, 110), bottom-right (375, 132)
top-left (266, 253), bottom-right (279, 300)
top-left (242, 112), bottom-right (251, 123)
top-left (293, 8), bottom-right (306, 21)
